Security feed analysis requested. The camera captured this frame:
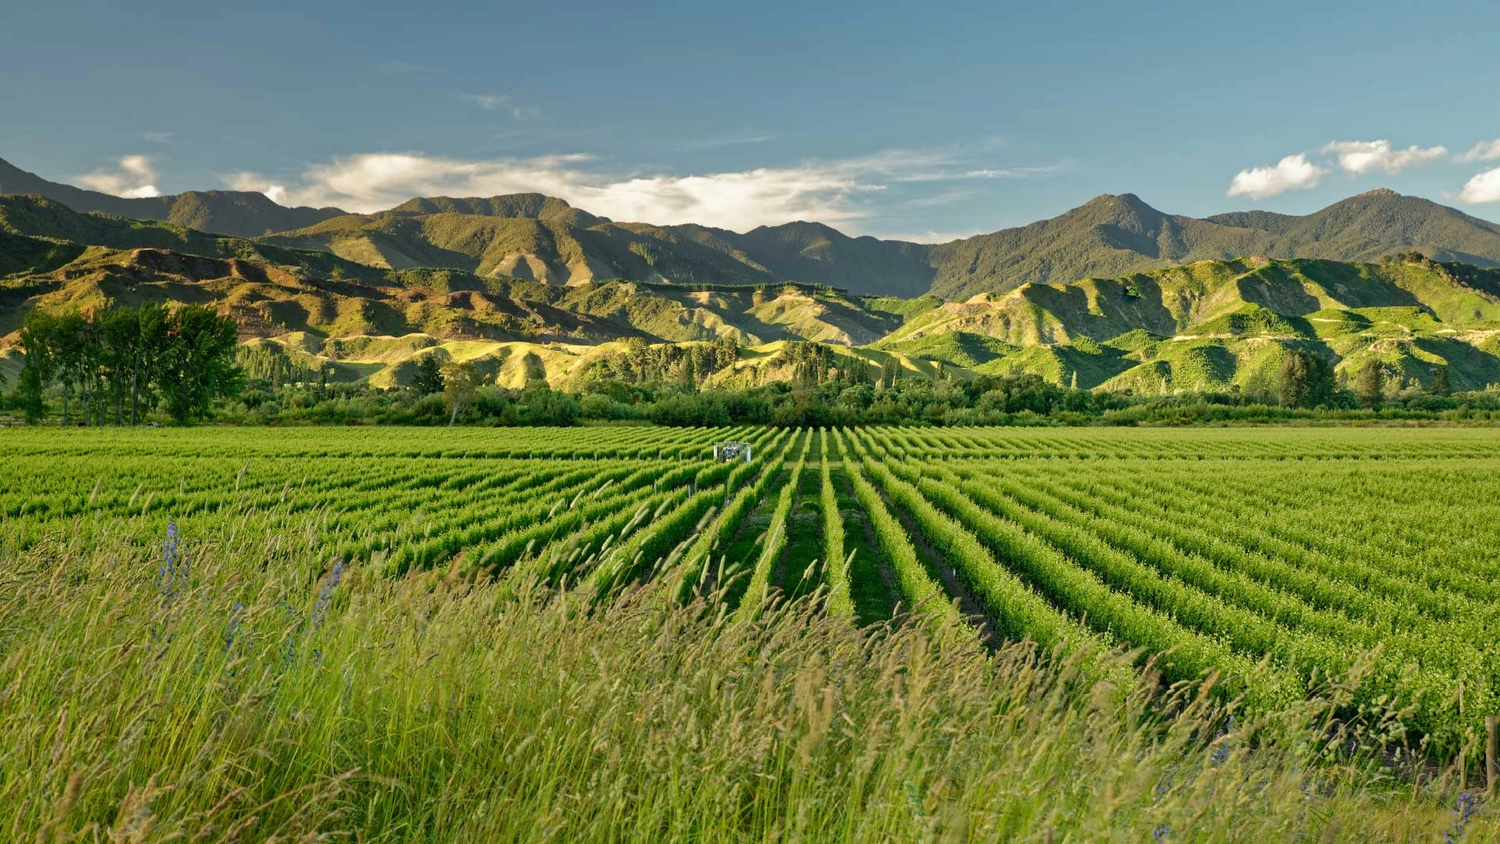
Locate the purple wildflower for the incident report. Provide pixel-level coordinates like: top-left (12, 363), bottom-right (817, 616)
top-left (156, 520), bottom-right (189, 612)
top-left (1447, 791), bottom-right (1481, 844)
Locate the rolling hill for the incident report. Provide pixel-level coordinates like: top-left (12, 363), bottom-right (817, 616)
top-left (877, 255), bottom-right (1500, 393)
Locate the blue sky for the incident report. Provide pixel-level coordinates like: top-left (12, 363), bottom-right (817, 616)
top-left (4, 0), bottom-right (1500, 240)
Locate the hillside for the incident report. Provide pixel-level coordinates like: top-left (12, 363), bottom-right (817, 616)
top-left (257, 203), bottom-right (928, 296)
top-left (0, 157), bottom-right (346, 237)
top-left (925, 190), bottom-right (1500, 299)
top-left (262, 209), bottom-right (772, 287)
top-left (11, 214), bottom-right (1500, 397)
top-left (638, 221), bottom-right (935, 298)
top-left (877, 255), bottom-right (1500, 393)
top-left (0, 222), bottom-right (905, 388)
top-left (0, 194), bottom-right (376, 280)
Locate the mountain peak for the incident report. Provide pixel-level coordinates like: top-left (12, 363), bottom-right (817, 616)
top-left (1074, 193), bottom-right (1163, 220)
top-left (1082, 192), bottom-right (1149, 205)
top-left (388, 193), bottom-right (605, 226)
top-left (1356, 188), bottom-right (1403, 199)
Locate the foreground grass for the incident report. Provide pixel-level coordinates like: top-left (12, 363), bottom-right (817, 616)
top-left (0, 511), bottom-right (1492, 842)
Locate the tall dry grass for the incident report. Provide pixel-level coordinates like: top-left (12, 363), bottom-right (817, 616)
top-left (0, 509), bottom-right (1491, 842)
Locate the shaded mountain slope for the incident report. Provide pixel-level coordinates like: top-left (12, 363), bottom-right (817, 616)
top-left (927, 191), bottom-right (1500, 299)
top-left (0, 195), bottom-right (375, 280)
top-left (263, 188), bottom-right (1500, 301)
top-left (0, 157), bottom-right (345, 237)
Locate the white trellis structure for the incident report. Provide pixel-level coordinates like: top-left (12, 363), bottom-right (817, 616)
top-left (713, 441), bottom-right (753, 463)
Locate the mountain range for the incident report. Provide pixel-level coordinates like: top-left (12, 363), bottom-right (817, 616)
top-left (0, 157), bottom-right (346, 237)
top-left (7, 155), bottom-right (1500, 298)
top-left (7, 154), bottom-right (1500, 397)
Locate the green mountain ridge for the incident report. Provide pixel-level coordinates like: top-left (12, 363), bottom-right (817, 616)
top-left (12, 153), bottom-right (1500, 299)
top-left (257, 187), bottom-right (1500, 300)
top-left (925, 190), bottom-right (1500, 299)
top-left (6, 190), bottom-right (1500, 399)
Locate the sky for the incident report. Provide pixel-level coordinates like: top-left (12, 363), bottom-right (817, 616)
top-left (3, 0), bottom-right (1500, 241)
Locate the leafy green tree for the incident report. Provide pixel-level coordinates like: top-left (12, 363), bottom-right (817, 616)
top-left (99, 306), bottom-right (140, 425)
top-left (17, 309), bottom-right (58, 424)
top-left (516, 382), bottom-right (580, 426)
top-left (1431, 364), bottom-right (1451, 398)
top-left (410, 354), bottom-right (445, 396)
top-left (50, 312), bottom-right (90, 425)
top-left (1278, 351), bottom-right (1309, 408)
top-left (1355, 360), bottom-right (1385, 408)
top-left (131, 303), bottom-right (173, 425)
top-left (158, 305), bottom-right (243, 424)
top-left (1278, 349), bottom-right (1336, 409)
top-left (442, 360), bottom-right (478, 426)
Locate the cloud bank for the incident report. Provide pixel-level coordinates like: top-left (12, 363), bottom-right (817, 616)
top-left (1229, 138), bottom-right (1496, 202)
top-left (224, 146), bottom-right (1056, 232)
top-left (1230, 137), bottom-right (1500, 208)
top-left (75, 155), bottom-right (161, 198)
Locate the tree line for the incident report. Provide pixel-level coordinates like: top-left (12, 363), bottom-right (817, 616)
top-left (1277, 347), bottom-right (1412, 410)
top-left (8, 316), bottom-right (1485, 428)
top-left (15, 303), bottom-right (242, 425)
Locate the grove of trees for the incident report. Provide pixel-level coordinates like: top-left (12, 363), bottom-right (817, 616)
top-left (16, 303), bottom-right (242, 425)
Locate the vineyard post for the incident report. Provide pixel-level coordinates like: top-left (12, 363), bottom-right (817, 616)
top-left (1488, 714), bottom-right (1498, 795)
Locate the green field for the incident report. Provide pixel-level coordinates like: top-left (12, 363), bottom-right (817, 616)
top-left (2, 426), bottom-right (1499, 839)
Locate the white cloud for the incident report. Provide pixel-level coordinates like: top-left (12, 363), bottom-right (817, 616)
top-left (1226, 154), bottom-right (1327, 200)
top-left (1321, 140), bottom-right (1448, 175)
top-left (673, 132), bottom-right (777, 152)
top-left (457, 94), bottom-right (539, 120)
top-left (903, 189), bottom-right (973, 209)
top-left (818, 147), bottom-right (1059, 184)
top-left (75, 155), bottom-right (161, 198)
top-left (223, 146), bottom-right (1054, 232)
top-left (1457, 166), bottom-right (1500, 203)
top-left (1460, 139), bottom-right (1500, 163)
top-left (458, 93), bottom-right (509, 111)
top-left (959, 167), bottom-right (1061, 179)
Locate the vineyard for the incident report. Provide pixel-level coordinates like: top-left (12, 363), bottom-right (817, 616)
top-left (4, 424), bottom-right (1499, 769)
